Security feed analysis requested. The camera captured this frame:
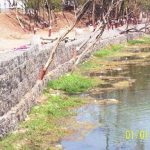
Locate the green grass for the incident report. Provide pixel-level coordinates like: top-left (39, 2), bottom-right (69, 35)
top-left (79, 60), bottom-right (100, 70)
top-left (128, 39), bottom-right (145, 45)
top-left (2, 40), bottom-right (145, 149)
top-left (48, 73), bottom-right (94, 94)
top-left (29, 95), bottom-right (82, 118)
top-left (0, 95), bottom-right (83, 150)
top-left (128, 36), bottom-right (150, 45)
top-left (94, 44), bottom-right (124, 58)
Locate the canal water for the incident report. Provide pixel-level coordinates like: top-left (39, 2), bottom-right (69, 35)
top-left (61, 51), bottom-right (150, 150)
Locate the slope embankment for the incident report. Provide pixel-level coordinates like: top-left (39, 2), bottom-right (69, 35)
top-left (0, 30), bottom-right (143, 137)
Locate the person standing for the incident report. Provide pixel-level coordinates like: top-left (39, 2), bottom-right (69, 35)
top-left (48, 25), bottom-right (52, 37)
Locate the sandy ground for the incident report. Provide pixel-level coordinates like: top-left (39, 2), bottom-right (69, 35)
top-left (0, 11), bottom-right (76, 52)
top-left (0, 11), bottom-right (145, 52)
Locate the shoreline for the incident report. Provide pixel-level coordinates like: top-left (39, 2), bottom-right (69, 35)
top-left (1, 35), bottom-right (150, 149)
top-left (0, 32), bottom-right (144, 138)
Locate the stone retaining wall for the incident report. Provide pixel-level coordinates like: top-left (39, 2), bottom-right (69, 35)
top-left (0, 32), bottom-right (143, 137)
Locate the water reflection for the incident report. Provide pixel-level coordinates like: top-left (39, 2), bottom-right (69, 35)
top-left (61, 61), bottom-right (150, 150)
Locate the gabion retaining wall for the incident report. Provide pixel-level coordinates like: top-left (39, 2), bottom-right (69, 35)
top-left (0, 32), bottom-right (143, 137)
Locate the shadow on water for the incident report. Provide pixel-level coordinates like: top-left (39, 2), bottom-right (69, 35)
top-left (61, 48), bottom-right (150, 150)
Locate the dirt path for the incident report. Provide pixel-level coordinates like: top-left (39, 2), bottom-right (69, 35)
top-left (0, 11), bottom-right (145, 52)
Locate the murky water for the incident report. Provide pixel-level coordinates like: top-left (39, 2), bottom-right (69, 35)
top-left (61, 51), bottom-right (150, 150)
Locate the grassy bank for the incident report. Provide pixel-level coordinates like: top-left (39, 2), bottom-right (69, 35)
top-left (79, 35), bottom-right (150, 73)
top-left (128, 36), bottom-right (150, 45)
top-left (79, 44), bottom-right (125, 74)
top-left (94, 44), bottom-right (124, 58)
top-left (0, 72), bottom-right (101, 149)
top-left (1, 35), bottom-right (150, 149)
top-left (0, 95), bottom-right (84, 150)
top-left (48, 73), bottom-right (99, 94)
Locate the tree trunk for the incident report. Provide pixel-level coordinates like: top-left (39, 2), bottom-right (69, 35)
top-left (92, 0), bottom-right (96, 27)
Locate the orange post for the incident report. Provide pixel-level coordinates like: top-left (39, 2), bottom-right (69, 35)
top-left (38, 66), bottom-right (46, 80)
